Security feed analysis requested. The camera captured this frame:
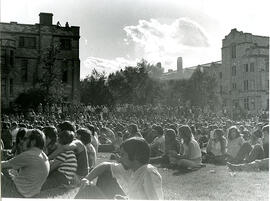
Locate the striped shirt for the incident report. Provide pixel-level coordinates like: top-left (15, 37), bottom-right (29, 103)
top-left (55, 150), bottom-right (77, 180)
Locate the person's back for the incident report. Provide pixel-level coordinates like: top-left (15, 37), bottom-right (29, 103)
top-left (72, 139), bottom-right (89, 177)
top-left (1, 129), bottom-right (50, 198)
top-left (11, 147), bottom-right (50, 197)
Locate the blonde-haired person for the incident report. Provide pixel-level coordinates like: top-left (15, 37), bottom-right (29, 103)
top-left (169, 125), bottom-right (202, 169)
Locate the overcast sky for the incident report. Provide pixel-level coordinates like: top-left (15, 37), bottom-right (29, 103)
top-left (1, 0), bottom-right (269, 78)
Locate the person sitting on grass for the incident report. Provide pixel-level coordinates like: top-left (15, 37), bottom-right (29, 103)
top-left (42, 130), bottom-right (77, 190)
top-left (78, 137), bottom-right (164, 200)
top-left (225, 126), bottom-right (245, 163)
top-left (43, 126), bottom-right (58, 156)
top-left (227, 125), bottom-right (269, 171)
top-left (49, 121), bottom-right (89, 178)
top-left (76, 128), bottom-right (97, 170)
top-left (205, 129), bottom-right (227, 165)
top-left (150, 128), bottom-right (180, 166)
top-left (150, 125), bottom-right (165, 157)
top-left (169, 125), bottom-right (203, 170)
top-left (1, 129), bottom-right (50, 198)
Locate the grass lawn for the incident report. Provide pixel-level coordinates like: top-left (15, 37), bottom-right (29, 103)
top-left (2, 152), bottom-right (269, 200)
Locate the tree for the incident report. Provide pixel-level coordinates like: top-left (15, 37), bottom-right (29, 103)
top-left (36, 44), bottom-right (65, 104)
top-left (185, 67), bottom-right (218, 108)
top-left (14, 88), bottom-right (46, 112)
top-left (80, 69), bottom-right (114, 106)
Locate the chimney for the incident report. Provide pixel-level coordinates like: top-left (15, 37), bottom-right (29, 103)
top-left (39, 13), bottom-right (53, 26)
top-left (177, 57), bottom-right (183, 72)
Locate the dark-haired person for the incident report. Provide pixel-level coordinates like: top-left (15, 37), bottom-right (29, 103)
top-left (205, 129), bottom-right (227, 165)
top-left (1, 129), bottom-right (50, 198)
top-left (169, 125), bottom-right (202, 169)
top-left (150, 125), bottom-right (165, 157)
top-left (43, 126), bottom-right (58, 156)
top-left (42, 130), bottom-right (77, 190)
top-left (78, 137), bottom-right (163, 200)
top-left (86, 124), bottom-right (99, 153)
top-left (77, 128), bottom-right (97, 169)
top-left (227, 125), bottom-right (269, 171)
top-left (49, 121), bottom-right (89, 178)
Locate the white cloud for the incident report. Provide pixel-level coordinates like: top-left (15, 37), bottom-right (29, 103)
top-left (81, 56), bottom-right (137, 78)
top-left (123, 18), bottom-right (219, 71)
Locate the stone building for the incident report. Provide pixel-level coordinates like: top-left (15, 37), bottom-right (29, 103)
top-left (221, 28), bottom-right (269, 116)
top-left (0, 13), bottom-right (80, 109)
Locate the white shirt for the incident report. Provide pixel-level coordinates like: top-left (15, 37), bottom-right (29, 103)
top-left (111, 163), bottom-right (163, 200)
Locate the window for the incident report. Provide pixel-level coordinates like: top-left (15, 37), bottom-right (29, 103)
top-left (219, 72), bottom-right (222, 79)
top-left (250, 63), bottom-right (255, 72)
top-left (250, 98), bottom-right (255, 110)
top-left (232, 83), bottom-right (237, 89)
top-left (10, 79), bottom-right (13, 96)
top-left (62, 69), bottom-right (68, 83)
top-left (231, 44), bottom-right (236, 58)
top-left (232, 66), bottom-right (236, 76)
top-left (244, 98), bottom-right (249, 110)
top-left (250, 80), bottom-right (255, 90)
top-left (1, 78), bottom-right (7, 96)
top-left (244, 64), bottom-right (249, 72)
top-left (1, 49), bottom-right (6, 65)
top-left (60, 39), bottom-right (71, 50)
top-left (233, 99), bottom-right (239, 108)
top-left (19, 37), bottom-right (36, 49)
top-left (244, 80), bottom-right (248, 91)
top-left (21, 59), bottom-right (28, 82)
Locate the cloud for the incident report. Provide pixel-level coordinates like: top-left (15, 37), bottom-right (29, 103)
top-left (81, 56), bottom-right (137, 78)
top-left (123, 18), bottom-right (212, 70)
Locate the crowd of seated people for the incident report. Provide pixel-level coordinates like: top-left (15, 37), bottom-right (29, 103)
top-left (1, 104), bottom-right (269, 198)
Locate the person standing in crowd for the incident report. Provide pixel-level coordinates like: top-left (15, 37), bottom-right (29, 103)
top-left (78, 137), bottom-right (163, 200)
top-left (1, 129), bottom-right (50, 198)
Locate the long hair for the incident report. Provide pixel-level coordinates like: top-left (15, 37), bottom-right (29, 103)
top-left (179, 125), bottom-right (193, 144)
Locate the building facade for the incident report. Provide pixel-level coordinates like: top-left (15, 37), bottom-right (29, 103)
top-left (0, 13), bottom-right (80, 109)
top-left (221, 29), bottom-right (269, 116)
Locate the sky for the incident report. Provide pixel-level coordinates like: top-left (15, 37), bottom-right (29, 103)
top-left (1, 0), bottom-right (270, 79)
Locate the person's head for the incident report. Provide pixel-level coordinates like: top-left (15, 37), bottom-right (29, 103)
top-left (262, 125), bottom-right (269, 144)
top-left (127, 123), bottom-right (138, 134)
top-left (58, 121), bottom-right (76, 132)
top-left (43, 126), bottom-right (58, 146)
top-left (119, 137), bottom-right (150, 170)
top-left (179, 125), bottom-right (193, 144)
top-left (23, 129), bottom-right (46, 151)
top-left (16, 128), bottom-right (27, 147)
top-left (58, 130), bottom-right (75, 145)
top-left (153, 125), bottom-right (163, 137)
top-left (76, 128), bottom-right (91, 145)
top-left (213, 129), bottom-right (224, 141)
top-left (227, 126), bottom-right (240, 140)
top-left (11, 122), bottom-right (18, 129)
top-left (86, 124), bottom-right (95, 136)
top-left (165, 129), bottom-right (176, 145)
